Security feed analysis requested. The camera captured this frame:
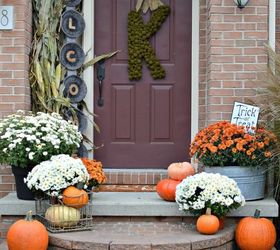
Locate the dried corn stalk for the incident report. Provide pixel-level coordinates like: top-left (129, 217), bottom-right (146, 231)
top-left (30, 0), bottom-right (69, 114)
top-left (136, 0), bottom-right (164, 13)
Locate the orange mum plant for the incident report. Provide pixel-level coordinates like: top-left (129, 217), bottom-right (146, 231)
top-left (80, 158), bottom-right (107, 189)
top-left (190, 121), bottom-right (277, 167)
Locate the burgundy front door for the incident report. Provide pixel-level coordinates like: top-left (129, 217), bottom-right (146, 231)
top-left (94, 0), bottom-right (192, 169)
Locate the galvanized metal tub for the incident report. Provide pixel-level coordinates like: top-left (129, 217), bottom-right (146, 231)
top-left (202, 166), bottom-right (266, 201)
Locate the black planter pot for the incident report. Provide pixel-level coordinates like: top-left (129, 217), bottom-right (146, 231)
top-left (11, 166), bottom-right (35, 200)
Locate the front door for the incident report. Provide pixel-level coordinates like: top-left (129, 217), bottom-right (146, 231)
top-left (94, 0), bottom-right (192, 168)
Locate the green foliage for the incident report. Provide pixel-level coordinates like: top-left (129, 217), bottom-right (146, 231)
top-left (127, 5), bottom-right (170, 81)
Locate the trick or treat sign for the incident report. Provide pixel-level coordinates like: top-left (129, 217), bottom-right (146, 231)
top-left (231, 102), bottom-right (260, 132)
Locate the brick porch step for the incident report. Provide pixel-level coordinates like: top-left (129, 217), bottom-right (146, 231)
top-left (47, 221), bottom-right (237, 250)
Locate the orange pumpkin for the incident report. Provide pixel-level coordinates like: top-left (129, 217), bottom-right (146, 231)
top-left (7, 211), bottom-right (48, 250)
top-left (196, 208), bottom-right (219, 235)
top-left (167, 162), bottom-right (195, 181)
top-left (235, 209), bottom-right (276, 250)
top-left (62, 186), bottom-right (89, 209)
top-left (156, 179), bottom-right (181, 201)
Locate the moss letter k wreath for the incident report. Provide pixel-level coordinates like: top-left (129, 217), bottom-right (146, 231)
top-left (127, 5), bottom-right (170, 81)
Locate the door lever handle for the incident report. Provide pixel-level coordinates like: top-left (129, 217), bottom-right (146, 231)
top-left (96, 59), bottom-right (105, 107)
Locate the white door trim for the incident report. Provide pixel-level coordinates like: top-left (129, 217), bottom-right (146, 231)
top-left (82, 0), bottom-right (200, 158)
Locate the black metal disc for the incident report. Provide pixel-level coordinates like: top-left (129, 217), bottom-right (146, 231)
top-left (63, 75), bottom-right (87, 103)
top-left (60, 42), bottom-right (85, 70)
top-left (64, 0), bottom-right (82, 7)
top-left (61, 10), bottom-right (85, 38)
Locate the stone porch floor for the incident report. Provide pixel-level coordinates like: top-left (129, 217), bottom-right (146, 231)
top-left (0, 192), bottom-right (278, 249)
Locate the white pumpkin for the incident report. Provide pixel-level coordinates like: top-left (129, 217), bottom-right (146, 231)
top-left (45, 205), bottom-right (80, 227)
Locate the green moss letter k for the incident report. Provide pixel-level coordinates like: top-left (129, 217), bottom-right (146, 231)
top-left (127, 5), bottom-right (170, 81)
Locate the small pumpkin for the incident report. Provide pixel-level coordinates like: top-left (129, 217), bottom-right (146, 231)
top-left (167, 162), bottom-right (195, 181)
top-left (235, 209), bottom-right (276, 250)
top-left (45, 205), bottom-right (80, 227)
top-left (62, 186), bottom-right (89, 208)
top-left (7, 211), bottom-right (48, 250)
top-left (156, 178), bottom-right (181, 201)
top-left (196, 208), bottom-right (219, 235)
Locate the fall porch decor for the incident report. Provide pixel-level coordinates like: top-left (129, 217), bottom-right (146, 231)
top-left (167, 162), bottom-right (195, 181)
top-left (156, 178), bottom-right (181, 201)
top-left (196, 208), bottom-right (219, 235)
top-left (235, 209), bottom-right (276, 250)
top-left (127, 5), bottom-right (170, 80)
top-left (175, 172), bottom-right (245, 218)
top-left (190, 121), bottom-right (277, 200)
top-left (7, 211), bottom-right (49, 250)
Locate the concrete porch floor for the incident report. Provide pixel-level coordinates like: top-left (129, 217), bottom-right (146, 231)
top-left (0, 192), bottom-right (278, 217)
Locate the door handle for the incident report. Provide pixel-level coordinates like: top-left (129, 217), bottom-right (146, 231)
top-left (96, 59), bottom-right (105, 107)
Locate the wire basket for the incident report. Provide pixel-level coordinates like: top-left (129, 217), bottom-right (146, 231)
top-left (35, 192), bottom-right (93, 233)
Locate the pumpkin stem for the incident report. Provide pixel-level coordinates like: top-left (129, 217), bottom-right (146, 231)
top-left (254, 209), bottom-right (261, 218)
top-left (206, 207), bottom-right (212, 215)
top-left (25, 210), bottom-right (33, 221)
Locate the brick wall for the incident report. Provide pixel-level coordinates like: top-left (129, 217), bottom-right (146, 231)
top-left (199, 0), bottom-right (207, 129)
top-left (277, 0), bottom-right (280, 45)
top-left (0, 0), bottom-right (32, 198)
top-left (204, 0), bottom-right (268, 124)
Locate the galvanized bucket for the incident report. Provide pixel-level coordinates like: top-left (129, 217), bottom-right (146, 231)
top-left (203, 166), bottom-right (266, 201)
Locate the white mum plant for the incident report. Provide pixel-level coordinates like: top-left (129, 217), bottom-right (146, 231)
top-left (0, 111), bottom-right (82, 168)
top-left (25, 154), bottom-right (89, 196)
top-left (175, 172), bottom-right (245, 218)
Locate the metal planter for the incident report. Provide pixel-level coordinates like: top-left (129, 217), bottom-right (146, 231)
top-left (203, 166), bottom-right (266, 201)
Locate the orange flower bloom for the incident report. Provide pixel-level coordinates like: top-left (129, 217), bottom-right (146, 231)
top-left (236, 142), bottom-right (244, 151)
top-left (81, 158), bottom-right (107, 185)
top-left (257, 142), bottom-right (264, 149)
top-left (218, 144), bottom-right (227, 150)
top-left (232, 148), bottom-right (237, 153)
top-left (208, 145), bottom-right (218, 153)
top-left (246, 150), bottom-right (252, 156)
top-left (264, 151), bottom-right (272, 157)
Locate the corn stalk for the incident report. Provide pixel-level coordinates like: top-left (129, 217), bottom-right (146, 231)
top-left (30, 0), bottom-right (70, 114)
top-left (30, 0), bottom-right (119, 152)
top-left (136, 0), bottom-right (164, 13)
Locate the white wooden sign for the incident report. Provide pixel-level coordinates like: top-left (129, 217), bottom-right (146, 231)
top-left (0, 6), bottom-right (14, 30)
top-left (231, 102), bottom-right (260, 131)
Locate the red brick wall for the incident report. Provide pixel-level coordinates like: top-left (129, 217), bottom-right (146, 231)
top-left (0, 0), bottom-right (32, 197)
top-left (204, 0), bottom-right (268, 124)
top-left (199, 0), bottom-right (207, 129)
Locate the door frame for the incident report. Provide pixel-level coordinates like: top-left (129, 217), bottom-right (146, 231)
top-left (82, 0), bottom-right (200, 158)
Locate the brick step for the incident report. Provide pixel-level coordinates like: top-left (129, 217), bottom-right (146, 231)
top-left (104, 169), bottom-right (168, 185)
top-left (47, 221), bottom-right (237, 250)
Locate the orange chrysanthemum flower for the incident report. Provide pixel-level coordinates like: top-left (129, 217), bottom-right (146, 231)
top-left (189, 121), bottom-right (277, 167)
top-left (81, 158), bottom-right (107, 187)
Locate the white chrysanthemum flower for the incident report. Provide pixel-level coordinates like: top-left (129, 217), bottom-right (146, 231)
top-left (175, 172), bottom-right (245, 218)
top-left (0, 111), bottom-right (83, 167)
top-left (25, 154), bottom-right (89, 196)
